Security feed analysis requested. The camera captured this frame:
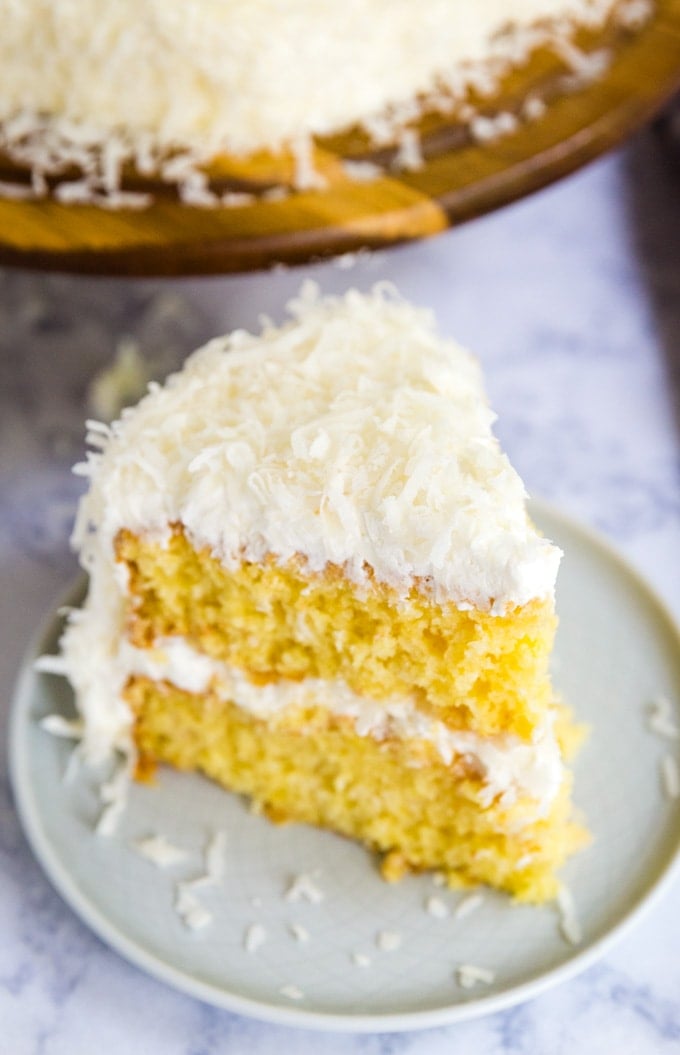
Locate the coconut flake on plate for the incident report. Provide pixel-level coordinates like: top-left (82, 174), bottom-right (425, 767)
top-left (95, 754), bottom-right (133, 837)
top-left (647, 695), bottom-right (679, 741)
top-left (425, 895), bottom-right (450, 919)
top-left (376, 930), bottom-right (402, 952)
top-left (456, 964), bottom-right (496, 989)
top-left (204, 829), bottom-right (228, 882)
top-left (133, 834), bottom-right (190, 869)
top-left (454, 893), bottom-right (485, 920)
top-left (289, 923), bottom-right (310, 944)
top-left (556, 884), bottom-right (582, 946)
top-left (243, 923), bottom-right (267, 953)
top-left (279, 984), bottom-right (304, 1001)
top-left (39, 714), bottom-right (84, 739)
top-left (285, 872), bottom-right (324, 904)
top-left (661, 754), bottom-right (680, 800)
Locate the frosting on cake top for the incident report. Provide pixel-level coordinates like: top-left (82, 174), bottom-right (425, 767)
top-left (0, 0), bottom-right (621, 158)
top-left (73, 284), bottom-right (560, 611)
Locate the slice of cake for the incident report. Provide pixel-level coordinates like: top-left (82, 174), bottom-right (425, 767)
top-left (60, 285), bottom-right (587, 902)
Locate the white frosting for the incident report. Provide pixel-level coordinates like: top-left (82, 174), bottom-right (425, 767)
top-left (72, 286), bottom-right (561, 611)
top-left (121, 636), bottom-right (564, 811)
top-left (0, 0), bottom-right (620, 158)
top-left (57, 286), bottom-right (563, 803)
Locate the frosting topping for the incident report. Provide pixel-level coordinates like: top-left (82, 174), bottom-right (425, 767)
top-left (73, 285), bottom-right (560, 611)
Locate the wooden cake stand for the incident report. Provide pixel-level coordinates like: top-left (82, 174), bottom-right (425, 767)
top-left (1, 0), bottom-right (679, 276)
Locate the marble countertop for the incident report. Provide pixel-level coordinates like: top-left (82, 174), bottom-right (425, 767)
top-left (1, 131), bottom-right (679, 1055)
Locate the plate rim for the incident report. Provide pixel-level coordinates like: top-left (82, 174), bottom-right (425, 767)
top-left (8, 500), bottom-right (680, 1033)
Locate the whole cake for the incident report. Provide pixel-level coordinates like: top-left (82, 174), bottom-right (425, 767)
top-left (0, 0), bottom-right (637, 201)
top-left (57, 286), bottom-right (587, 902)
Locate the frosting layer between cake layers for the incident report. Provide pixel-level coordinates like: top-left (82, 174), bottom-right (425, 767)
top-left (121, 636), bottom-right (565, 813)
top-left (0, 0), bottom-right (620, 157)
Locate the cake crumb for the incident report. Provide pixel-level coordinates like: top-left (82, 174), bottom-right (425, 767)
top-left (381, 850), bottom-right (409, 882)
top-left (432, 871), bottom-right (447, 888)
top-left (133, 834), bottom-right (189, 868)
top-left (556, 884), bottom-right (582, 946)
top-left (351, 951), bottom-right (371, 968)
top-left (280, 984), bottom-right (304, 1001)
top-left (454, 893), bottom-right (485, 920)
top-left (285, 872), bottom-right (324, 904)
top-left (244, 923), bottom-right (267, 953)
top-left (661, 755), bottom-right (680, 800)
top-left (456, 964), bottom-right (495, 989)
top-left (376, 930), bottom-right (402, 952)
top-left (289, 923), bottom-right (310, 944)
top-left (425, 895), bottom-right (450, 919)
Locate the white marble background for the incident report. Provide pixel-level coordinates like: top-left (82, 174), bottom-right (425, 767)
top-left (1, 131), bottom-right (679, 1054)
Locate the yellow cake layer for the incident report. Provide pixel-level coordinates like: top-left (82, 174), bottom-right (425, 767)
top-left (118, 527), bottom-right (557, 741)
top-left (127, 675), bottom-right (588, 903)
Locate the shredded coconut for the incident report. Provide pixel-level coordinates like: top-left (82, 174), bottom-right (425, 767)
top-left (341, 161), bottom-right (383, 184)
top-left (456, 964), bottom-right (496, 988)
top-left (454, 893), bottom-right (485, 920)
top-left (393, 129), bottom-right (424, 172)
top-left (244, 923), bottom-right (267, 953)
top-left (351, 952), bottom-right (372, 968)
top-left (648, 695), bottom-right (679, 741)
top-left (175, 885), bottom-right (213, 931)
top-left (39, 714), bottom-right (84, 740)
top-left (0, 180), bottom-right (36, 200)
top-left (133, 834), bottom-right (189, 869)
top-left (425, 895), bottom-right (450, 919)
top-left (204, 830), bottom-right (228, 882)
top-left (376, 930), bottom-right (402, 952)
top-left (36, 654), bottom-right (71, 677)
top-left (522, 95), bottom-right (549, 121)
top-left (661, 755), bottom-right (680, 800)
top-left (288, 923), bottom-right (310, 944)
top-left (0, 0), bottom-right (634, 207)
top-left (95, 754), bottom-right (133, 837)
top-left (285, 872), bottom-right (325, 905)
top-left (556, 884), bottom-right (582, 945)
top-left (616, 0), bottom-right (654, 28)
top-left (279, 984), bottom-right (304, 1001)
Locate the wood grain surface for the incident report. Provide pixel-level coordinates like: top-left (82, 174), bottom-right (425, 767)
top-left (0, 1), bottom-right (679, 277)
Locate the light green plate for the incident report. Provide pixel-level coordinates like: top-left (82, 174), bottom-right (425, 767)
top-left (8, 503), bottom-right (680, 1032)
